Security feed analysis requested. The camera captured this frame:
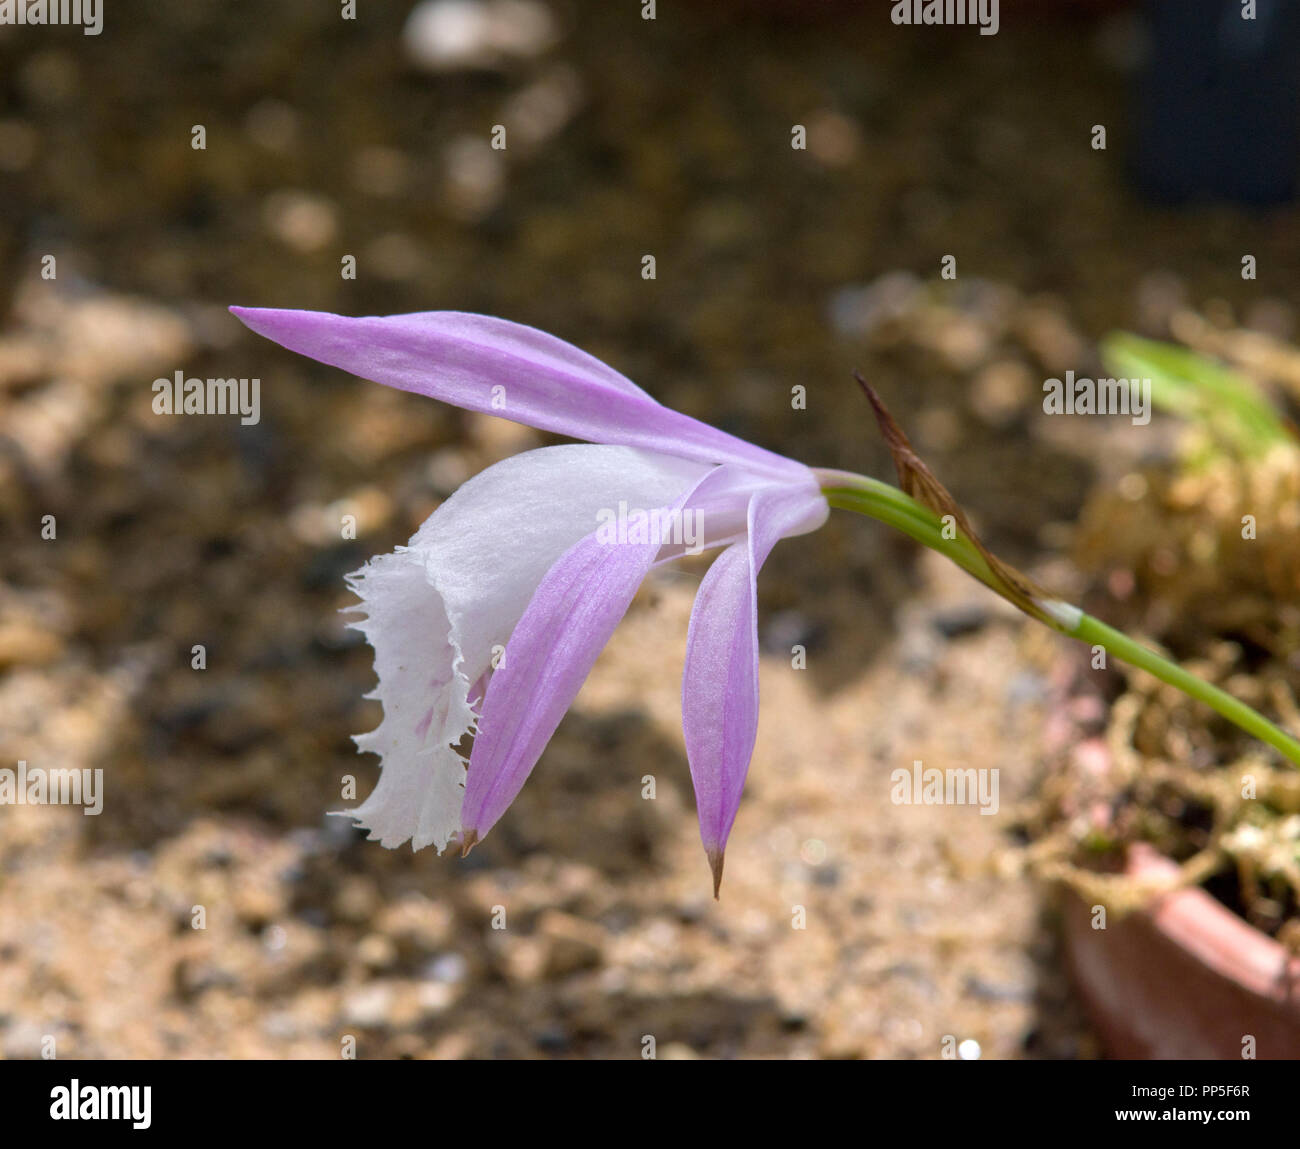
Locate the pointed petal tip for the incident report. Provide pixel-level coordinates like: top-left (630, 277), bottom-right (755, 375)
top-left (707, 847), bottom-right (725, 900)
top-left (230, 303), bottom-right (298, 324)
top-left (228, 304), bottom-right (313, 336)
top-left (459, 828), bottom-right (479, 857)
top-left (229, 304), bottom-right (271, 333)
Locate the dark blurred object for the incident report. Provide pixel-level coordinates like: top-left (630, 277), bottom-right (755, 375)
top-left (1134, 0), bottom-right (1300, 204)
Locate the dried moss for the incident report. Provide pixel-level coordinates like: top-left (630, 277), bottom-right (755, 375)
top-left (1026, 443), bottom-right (1300, 939)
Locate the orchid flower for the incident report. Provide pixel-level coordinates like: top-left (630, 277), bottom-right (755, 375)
top-left (230, 306), bottom-right (1300, 896)
top-left (231, 307), bottom-right (829, 894)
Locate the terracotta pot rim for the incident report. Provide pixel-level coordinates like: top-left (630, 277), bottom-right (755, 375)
top-left (1062, 841), bottom-right (1300, 1058)
top-left (1121, 842), bottom-right (1300, 1004)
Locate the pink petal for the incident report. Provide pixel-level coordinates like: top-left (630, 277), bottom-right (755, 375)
top-left (460, 464), bottom-right (751, 842)
top-left (342, 444), bottom-right (713, 854)
top-left (230, 307), bottom-right (803, 479)
top-left (681, 485), bottom-right (828, 895)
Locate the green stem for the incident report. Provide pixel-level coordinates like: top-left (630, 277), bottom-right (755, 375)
top-left (814, 468), bottom-right (1300, 768)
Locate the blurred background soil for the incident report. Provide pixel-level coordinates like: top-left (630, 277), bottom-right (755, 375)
top-left (0, 1), bottom-right (1296, 1058)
